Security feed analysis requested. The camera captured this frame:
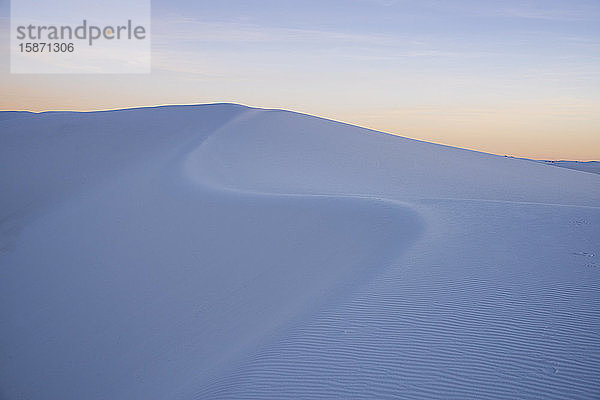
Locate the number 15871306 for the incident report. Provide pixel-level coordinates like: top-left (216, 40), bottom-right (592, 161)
top-left (19, 42), bottom-right (74, 52)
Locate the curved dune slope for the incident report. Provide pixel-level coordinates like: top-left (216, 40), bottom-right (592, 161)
top-left (1, 104), bottom-right (599, 399)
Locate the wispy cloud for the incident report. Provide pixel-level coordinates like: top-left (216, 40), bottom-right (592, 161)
top-left (468, 1), bottom-right (600, 21)
top-left (151, 16), bottom-right (405, 47)
top-left (150, 15), bottom-right (468, 75)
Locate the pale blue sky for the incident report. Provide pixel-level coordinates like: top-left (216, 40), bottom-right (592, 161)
top-left (1, 0), bottom-right (599, 159)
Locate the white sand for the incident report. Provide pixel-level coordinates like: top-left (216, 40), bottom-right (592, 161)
top-left (1, 104), bottom-right (599, 399)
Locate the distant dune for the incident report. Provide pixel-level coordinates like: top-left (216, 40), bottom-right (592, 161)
top-left (535, 160), bottom-right (600, 175)
top-left (1, 105), bottom-right (599, 399)
top-left (507, 156), bottom-right (600, 175)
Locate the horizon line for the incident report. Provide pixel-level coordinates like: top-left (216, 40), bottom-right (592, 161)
top-left (1, 102), bottom-right (598, 162)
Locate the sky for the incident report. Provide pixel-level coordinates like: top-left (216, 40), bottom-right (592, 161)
top-left (1, 0), bottom-right (599, 160)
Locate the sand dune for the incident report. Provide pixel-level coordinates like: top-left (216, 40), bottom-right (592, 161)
top-left (1, 104), bottom-right (599, 399)
top-left (534, 160), bottom-right (600, 175)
